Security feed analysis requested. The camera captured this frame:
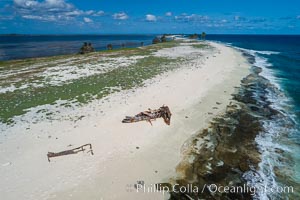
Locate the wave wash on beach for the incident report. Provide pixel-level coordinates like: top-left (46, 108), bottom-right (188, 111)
top-left (0, 36), bottom-right (298, 200)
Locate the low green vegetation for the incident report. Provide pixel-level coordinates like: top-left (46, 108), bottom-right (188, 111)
top-left (0, 41), bottom-right (186, 124)
top-left (192, 43), bottom-right (209, 49)
top-left (0, 39), bottom-right (208, 124)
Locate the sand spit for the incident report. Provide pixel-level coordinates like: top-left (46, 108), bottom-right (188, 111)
top-left (0, 41), bottom-right (250, 200)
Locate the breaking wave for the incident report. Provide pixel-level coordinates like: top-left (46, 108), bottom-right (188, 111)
top-left (238, 47), bottom-right (299, 199)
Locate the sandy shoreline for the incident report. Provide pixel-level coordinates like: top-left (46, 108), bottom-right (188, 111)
top-left (0, 41), bottom-right (250, 200)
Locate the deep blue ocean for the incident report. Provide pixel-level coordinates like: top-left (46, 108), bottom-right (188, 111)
top-left (207, 35), bottom-right (300, 117)
top-left (0, 34), bottom-right (299, 199)
top-left (0, 34), bottom-right (155, 60)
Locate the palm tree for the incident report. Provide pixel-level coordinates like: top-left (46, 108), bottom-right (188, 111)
top-left (201, 32), bottom-right (206, 40)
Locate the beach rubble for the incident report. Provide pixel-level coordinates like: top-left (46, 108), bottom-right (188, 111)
top-left (47, 144), bottom-right (94, 162)
top-left (122, 105), bottom-right (172, 125)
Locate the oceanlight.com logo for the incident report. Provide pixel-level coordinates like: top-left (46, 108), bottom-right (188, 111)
top-left (127, 181), bottom-right (294, 196)
top-left (207, 184), bottom-right (294, 196)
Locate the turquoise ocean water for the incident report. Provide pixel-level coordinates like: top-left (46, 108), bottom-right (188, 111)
top-left (0, 34), bottom-right (299, 199)
top-left (208, 35), bottom-right (300, 199)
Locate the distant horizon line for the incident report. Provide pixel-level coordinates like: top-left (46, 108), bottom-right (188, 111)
top-left (1, 33), bottom-right (300, 36)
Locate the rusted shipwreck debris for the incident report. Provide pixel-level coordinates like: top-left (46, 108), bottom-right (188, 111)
top-left (122, 105), bottom-right (172, 125)
top-left (47, 144), bottom-right (94, 162)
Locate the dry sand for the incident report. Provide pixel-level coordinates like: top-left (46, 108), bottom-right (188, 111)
top-left (0, 42), bottom-right (250, 200)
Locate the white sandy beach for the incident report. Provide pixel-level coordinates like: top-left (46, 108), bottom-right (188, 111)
top-left (0, 42), bottom-right (250, 200)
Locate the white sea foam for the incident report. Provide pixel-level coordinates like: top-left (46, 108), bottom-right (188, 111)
top-left (233, 46), bottom-right (280, 56)
top-left (254, 56), bottom-right (282, 90)
top-left (233, 46), bottom-right (282, 90)
top-left (252, 120), bottom-right (291, 199)
top-left (216, 42), bottom-right (297, 197)
top-left (239, 48), bottom-right (298, 199)
top-left (256, 50), bottom-right (280, 55)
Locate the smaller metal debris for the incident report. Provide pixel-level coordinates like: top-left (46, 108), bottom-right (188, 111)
top-left (47, 144), bottom-right (94, 162)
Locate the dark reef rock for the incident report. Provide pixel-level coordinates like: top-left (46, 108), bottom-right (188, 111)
top-left (152, 37), bottom-right (161, 44)
top-left (166, 63), bottom-right (282, 199)
top-left (168, 101), bottom-right (261, 199)
top-left (161, 34), bottom-right (167, 43)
